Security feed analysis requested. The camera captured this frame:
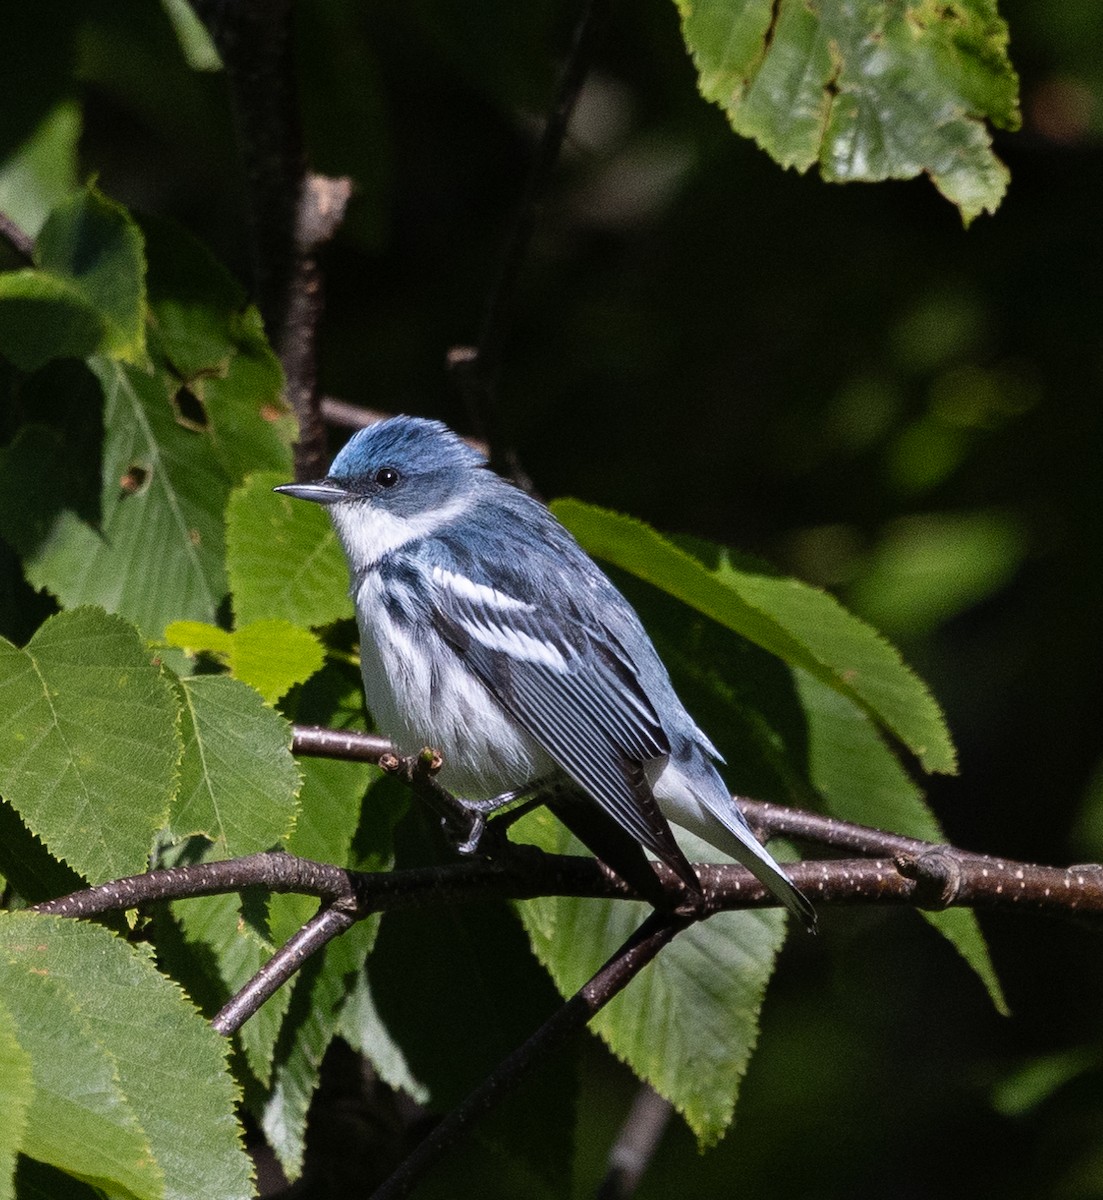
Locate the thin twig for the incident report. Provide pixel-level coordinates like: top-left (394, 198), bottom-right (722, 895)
top-left (212, 902), bottom-right (357, 1035)
top-left (369, 909), bottom-right (689, 1200)
top-left (448, 0), bottom-right (612, 472)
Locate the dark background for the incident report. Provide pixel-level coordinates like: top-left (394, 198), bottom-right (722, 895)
top-left (5, 0), bottom-right (1103, 1195)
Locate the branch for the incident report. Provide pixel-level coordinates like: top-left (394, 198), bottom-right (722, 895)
top-left (369, 909), bottom-right (689, 1200)
top-left (212, 901), bottom-right (356, 1035)
top-left (190, 0), bottom-right (349, 481)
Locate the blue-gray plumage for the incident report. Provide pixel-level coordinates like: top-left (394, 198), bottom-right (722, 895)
top-left (275, 416), bottom-right (814, 929)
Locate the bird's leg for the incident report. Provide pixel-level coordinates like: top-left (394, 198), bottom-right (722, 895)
top-left (453, 776), bottom-right (559, 854)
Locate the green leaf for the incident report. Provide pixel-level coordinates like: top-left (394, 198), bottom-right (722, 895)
top-left (338, 970), bottom-right (429, 1103)
top-left (10, 358), bottom-right (230, 635)
top-left (0, 911), bottom-right (253, 1200)
top-left (0, 607), bottom-right (181, 883)
top-left (673, 0), bottom-right (1020, 223)
top-left (793, 669), bottom-right (1008, 1014)
top-left (553, 500), bottom-right (956, 775)
top-left (0, 100), bottom-right (81, 239)
top-left (165, 618), bottom-right (326, 703)
top-left (169, 674), bottom-right (301, 856)
top-left (140, 215), bottom-right (295, 483)
top-left (227, 471), bottom-right (354, 628)
top-left (159, 0), bottom-right (222, 71)
top-left (516, 811), bottom-right (786, 1146)
top-left (0, 933), bottom-right (163, 1199)
top-left (0, 996), bottom-right (33, 1200)
top-left (34, 184), bottom-right (146, 362)
top-left (0, 270), bottom-right (106, 370)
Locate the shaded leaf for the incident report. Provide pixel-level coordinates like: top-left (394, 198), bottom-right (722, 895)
top-left (0, 607), bottom-right (180, 883)
top-left (674, 0), bottom-right (1019, 222)
top-left (261, 757), bottom-right (381, 1174)
top-left (34, 183), bottom-right (146, 361)
top-left (176, 886), bottom-right (289, 1090)
top-left (0, 100), bottom-right (81, 239)
top-left (227, 471), bottom-right (353, 628)
top-left (13, 358), bottom-right (229, 635)
top-left (140, 215), bottom-right (295, 482)
top-left (0, 270), bottom-right (105, 370)
top-left (553, 500), bottom-right (956, 774)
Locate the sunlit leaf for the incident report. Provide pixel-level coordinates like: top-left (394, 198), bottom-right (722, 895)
top-left (0, 607), bottom-right (180, 883)
top-left (0, 996), bottom-right (33, 1200)
top-left (170, 673), bottom-right (301, 856)
top-left (554, 500), bottom-right (956, 774)
top-left (164, 618), bottom-right (325, 703)
top-left (227, 471), bottom-right (353, 628)
top-left (674, 0), bottom-right (1020, 222)
top-left (0, 911), bottom-right (252, 1200)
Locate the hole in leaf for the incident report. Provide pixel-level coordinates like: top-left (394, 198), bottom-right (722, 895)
top-left (172, 386), bottom-right (209, 431)
top-left (119, 465), bottom-right (150, 496)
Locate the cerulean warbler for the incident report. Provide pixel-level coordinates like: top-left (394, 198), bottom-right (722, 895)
top-left (276, 416), bottom-right (814, 928)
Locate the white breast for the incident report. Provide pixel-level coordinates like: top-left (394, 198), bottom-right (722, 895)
top-left (353, 572), bottom-right (555, 801)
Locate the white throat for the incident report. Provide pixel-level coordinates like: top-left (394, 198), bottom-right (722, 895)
top-left (329, 492), bottom-right (473, 568)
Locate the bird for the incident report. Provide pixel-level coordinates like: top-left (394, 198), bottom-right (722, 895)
top-left (275, 416), bottom-right (814, 929)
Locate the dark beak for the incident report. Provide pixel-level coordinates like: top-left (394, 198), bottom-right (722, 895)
top-left (273, 479), bottom-right (351, 505)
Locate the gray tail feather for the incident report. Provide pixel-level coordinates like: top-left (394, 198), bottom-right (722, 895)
top-left (702, 798), bottom-right (817, 933)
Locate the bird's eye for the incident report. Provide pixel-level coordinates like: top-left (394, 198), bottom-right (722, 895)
top-left (374, 467), bottom-right (400, 488)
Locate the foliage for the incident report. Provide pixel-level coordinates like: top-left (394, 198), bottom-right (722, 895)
top-left (2, 0), bottom-right (1099, 1198)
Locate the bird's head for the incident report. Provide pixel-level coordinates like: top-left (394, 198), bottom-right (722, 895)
top-left (275, 416), bottom-right (488, 564)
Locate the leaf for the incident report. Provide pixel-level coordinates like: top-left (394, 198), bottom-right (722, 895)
top-left (10, 358), bottom-right (230, 636)
top-left (227, 471), bottom-right (354, 628)
top-left (845, 509), bottom-right (1026, 638)
top-left (0, 911), bottom-right (253, 1200)
top-left (553, 500), bottom-right (956, 775)
top-left (0, 607), bottom-right (181, 883)
top-left (0, 938), bottom-right (163, 1200)
top-left (338, 970), bottom-right (428, 1103)
top-left (169, 674), bottom-right (301, 856)
top-left (159, 0), bottom-right (222, 71)
top-left (165, 618), bottom-right (326, 703)
top-left (34, 183), bottom-right (146, 361)
top-left (793, 669), bottom-right (1008, 1014)
top-left (140, 215), bottom-right (296, 483)
top-left (0, 270), bottom-right (106, 370)
top-left (0, 99), bottom-right (81, 239)
top-left (673, 0), bottom-right (1020, 223)
top-left (0, 996), bottom-right (33, 1200)
top-left (516, 810), bottom-right (786, 1146)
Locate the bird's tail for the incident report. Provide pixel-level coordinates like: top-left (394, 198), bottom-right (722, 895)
top-left (653, 757), bottom-right (816, 931)
top-left (704, 802), bottom-right (817, 933)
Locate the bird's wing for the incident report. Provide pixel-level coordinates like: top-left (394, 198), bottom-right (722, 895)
top-left (425, 561), bottom-right (695, 877)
